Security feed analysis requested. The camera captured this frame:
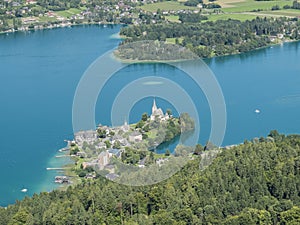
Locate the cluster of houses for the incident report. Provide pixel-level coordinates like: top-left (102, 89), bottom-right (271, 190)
top-left (72, 99), bottom-right (171, 179)
top-left (55, 176), bottom-right (70, 184)
top-left (74, 122), bottom-right (142, 171)
top-left (0, 0), bottom-right (206, 33)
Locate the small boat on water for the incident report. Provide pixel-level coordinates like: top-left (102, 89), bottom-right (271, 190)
top-left (255, 109), bottom-right (260, 114)
top-left (21, 188), bottom-right (28, 193)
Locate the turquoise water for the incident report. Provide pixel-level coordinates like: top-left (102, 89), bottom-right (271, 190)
top-left (0, 25), bottom-right (122, 206)
top-left (1, 25), bottom-right (300, 206)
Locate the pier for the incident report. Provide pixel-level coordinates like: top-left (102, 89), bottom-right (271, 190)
top-left (58, 147), bottom-right (70, 152)
top-left (46, 167), bottom-right (64, 170)
top-left (55, 155), bottom-right (69, 158)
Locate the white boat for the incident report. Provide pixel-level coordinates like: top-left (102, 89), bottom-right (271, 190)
top-left (255, 109), bottom-right (260, 114)
top-left (21, 188), bottom-right (28, 193)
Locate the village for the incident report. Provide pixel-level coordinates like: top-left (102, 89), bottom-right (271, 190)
top-left (59, 99), bottom-right (194, 182)
top-left (0, 0), bottom-right (208, 33)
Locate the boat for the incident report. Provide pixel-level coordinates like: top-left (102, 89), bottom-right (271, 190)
top-left (21, 188), bottom-right (28, 193)
top-left (255, 109), bottom-right (260, 114)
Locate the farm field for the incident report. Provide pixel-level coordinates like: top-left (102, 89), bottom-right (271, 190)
top-left (219, 0), bottom-right (294, 12)
top-left (142, 0), bottom-right (298, 21)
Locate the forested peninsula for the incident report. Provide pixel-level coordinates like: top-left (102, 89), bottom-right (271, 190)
top-left (1, 131), bottom-right (300, 224)
top-left (119, 17), bottom-right (300, 59)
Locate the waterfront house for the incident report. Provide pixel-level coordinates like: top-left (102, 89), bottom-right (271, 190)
top-left (76, 152), bottom-right (86, 158)
top-left (75, 130), bottom-right (98, 147)
top-left (55, 176), bottom-right (70, 184)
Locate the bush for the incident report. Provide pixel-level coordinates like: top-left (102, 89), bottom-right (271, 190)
top-left (271, 5), bottom-right (280, 10)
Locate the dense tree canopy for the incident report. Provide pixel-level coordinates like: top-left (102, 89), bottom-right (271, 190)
top-left (120, 17), bottom-right (300, 58)
top-left (0, 131), bottom-right (299, 224)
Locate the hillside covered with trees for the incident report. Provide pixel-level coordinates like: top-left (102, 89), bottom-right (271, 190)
top-left (0, 131), bottom-right (299, 224)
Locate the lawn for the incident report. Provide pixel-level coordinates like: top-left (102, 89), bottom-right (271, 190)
top-left (146, 130), bottom-right (157, 139)
top-left (56, 8), bottom-right (83, 18)
top-left (206, 13), bottom-right (259, 21)
top-left (165, 15), bottom-right (180, 22)
top-left (166, 37), bottom-right (184, 44)
top-left (140, 1), bottom-right (197, 12)
top-left (38, 16), bottom-right (57, 22)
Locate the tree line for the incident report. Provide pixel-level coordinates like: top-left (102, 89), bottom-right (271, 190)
top-left (120, 17), bottom-right (300, 58)
top-left (0, 131), bottom-right (299, 224)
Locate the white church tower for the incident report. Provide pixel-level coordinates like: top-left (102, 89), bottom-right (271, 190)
top-left (152, 98), bottom-right (158, 114)
top-left (150, 98), bottom-right (167, 121)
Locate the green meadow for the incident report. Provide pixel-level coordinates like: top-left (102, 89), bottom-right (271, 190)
top-left (142, 0), bottom-right (298, 22)
top-left (257, 9), bottom-right (300, 17)
top-left (140, 1), bottom-right (197, 12)
top-left (206, 13), bottom-right (259, 21)
top-left (219, 0), bottom-right (294, 13)
top-left (56, 8), bottom-right (83, 18)
top-left (165, 15), bottom-right (181, 22)
top-left (165, 37), bottom-right (184, 44)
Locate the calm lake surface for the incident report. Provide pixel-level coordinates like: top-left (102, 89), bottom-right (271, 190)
top-left (0, 25), bottom-right (300, 206)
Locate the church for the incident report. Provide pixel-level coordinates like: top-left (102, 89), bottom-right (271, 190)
top-left (150, 98), bottom-right (170, 121)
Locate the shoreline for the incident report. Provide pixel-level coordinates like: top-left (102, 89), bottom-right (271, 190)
top-left (0, 22), bottom-right (124, 36)
top-left (1, 24), bottom-right (294, 207)
top-left (114, 38), bottom-right (300, 63)
top-left (112, 52), bottom-right (194, 64)
top-left (2, 22), bottom-right (299, 62)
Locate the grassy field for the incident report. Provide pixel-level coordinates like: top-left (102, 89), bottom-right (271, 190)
top-left (39, 16), bottom-right (57, 22)
top-left (56, 8), bottom-right (83, 18)
top-left (166, 37), bottom-right (184, 44)
top-left (140, 1), bottom-right (198, 12)
top-left (256, 9), bottom-right (300, 17)
top-left (165, 15), bottom-right (180, 22)
top-left (206, 13), bottom-right (259, 21)
top-left (141, 0), bottom-right (298, 22)
top-left (219, 0), bottom-right (294, 12)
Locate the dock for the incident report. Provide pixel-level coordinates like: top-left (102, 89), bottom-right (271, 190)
top-left (58, 147), bottom-right (70, 152)
top-left (55, 155), bottom-right (69, 158)
top-left (46, 167), bottom-right (64, 170)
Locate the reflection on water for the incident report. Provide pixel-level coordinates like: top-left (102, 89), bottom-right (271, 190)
top-left (154, 129), bottom-right (195, 155)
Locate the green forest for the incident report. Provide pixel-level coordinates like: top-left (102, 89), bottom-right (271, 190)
top-left (120, 17), bottom-right (300, 58)
top-left (1, 130), bottom-right (299, 224)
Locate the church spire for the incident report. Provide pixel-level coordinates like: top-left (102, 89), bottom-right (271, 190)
top-left (152, 97), bottom-right (157, 113)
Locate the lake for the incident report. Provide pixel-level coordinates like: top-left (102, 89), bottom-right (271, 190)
top-left (0, 25), bottom-right (299, 206)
